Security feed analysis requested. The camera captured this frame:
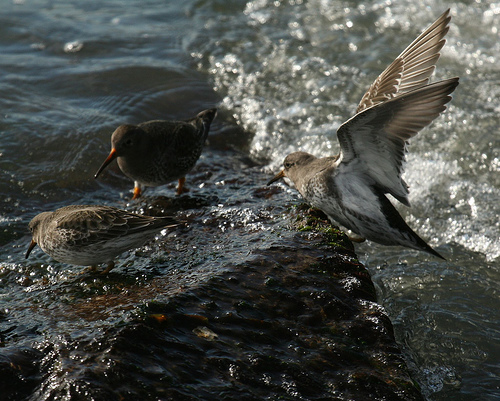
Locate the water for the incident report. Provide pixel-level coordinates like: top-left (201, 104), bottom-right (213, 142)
top-left (0, 0), bottom-right (499, 399)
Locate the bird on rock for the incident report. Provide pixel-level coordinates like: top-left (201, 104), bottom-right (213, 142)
top-left (95, 108), bottom-right (217, 199)
top-left (268, 10), bottom-right (458, 259)
top-left (26, 205), bottom-right (177, 273)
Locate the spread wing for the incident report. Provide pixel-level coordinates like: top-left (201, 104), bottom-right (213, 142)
top-left (357, 9), bottom-right (451, 113)
top-left (337, 78), bottom-right (459, 206)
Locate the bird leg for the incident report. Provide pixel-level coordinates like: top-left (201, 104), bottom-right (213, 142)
top-left (132, 183), bottom-right (142, 200)
top-left (176, 177), bottom-right (189, 195)
top-left (101, 261), bottom-right (115, 274)
top-left (81, 265), bottom-right (98, 274)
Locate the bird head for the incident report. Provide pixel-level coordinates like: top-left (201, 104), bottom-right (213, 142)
top-left (267, 151), bottom-right (317, 190)
top-left (94, 124), bottom-right (144, 179)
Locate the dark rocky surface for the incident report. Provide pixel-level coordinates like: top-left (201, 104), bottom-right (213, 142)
top-left (1, 150), bottom-right (423, 400)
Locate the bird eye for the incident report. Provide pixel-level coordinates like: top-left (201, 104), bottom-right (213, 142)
top-left (124, 139), bottom-right (133, 147)
top-left (284, 162), bottom-right (294, 169)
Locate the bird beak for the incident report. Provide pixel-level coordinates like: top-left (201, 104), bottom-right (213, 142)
top-left (94, 148), bottom-right (117, 179)
top-left (25, 239), bottom-right (37, 259)
top-left (267, 169), bottom-right (285, 185)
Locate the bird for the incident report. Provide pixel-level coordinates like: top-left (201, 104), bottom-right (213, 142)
top-left (25, 205), bottom-right (178, 273)
top-left (268, 9), bottom-right (459, 259)
top-left (94, 108), bottom-right (217, 199)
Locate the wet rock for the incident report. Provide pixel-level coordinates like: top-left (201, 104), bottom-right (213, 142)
top-left (6, 216), bottom-right (421, 400)
top-left (0, 347), bottom-right (42, 400)
top-left (3, 152), bottom-right (423, 400)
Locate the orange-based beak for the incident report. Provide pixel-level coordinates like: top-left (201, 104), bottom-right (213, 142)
top-left (267, 169), bottom-right (285, 185)
top-left (25, 239), bottom-right (37, 259)
top-left (94, 148), bottom-right (117, 179)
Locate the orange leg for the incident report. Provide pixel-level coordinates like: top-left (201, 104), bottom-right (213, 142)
top-left (132, 186), bottom-right (142, 200)
top-left (176, 177), bottom-right (189, 195)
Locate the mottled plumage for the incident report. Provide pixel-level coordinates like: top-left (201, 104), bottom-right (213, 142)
top-left (95, 108), bottom-right (217, 199)
top-left (26, 205), bottom-right (177, 273)
top-left (269, 10), bottom-right (458, 259)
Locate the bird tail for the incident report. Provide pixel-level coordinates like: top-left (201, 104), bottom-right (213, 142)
top-left (377, 192), bottom-right (446, 259)
top-left (189, 108), bottom-right (217, 140)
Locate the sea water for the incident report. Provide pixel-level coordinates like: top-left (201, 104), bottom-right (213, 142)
top-left (0, 0), bottom-right (498, 399)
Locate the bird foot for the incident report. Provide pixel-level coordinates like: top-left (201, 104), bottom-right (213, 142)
top-left (101, 261), bottom-right (115, 275)
top-left (348, 234), bottom-right (366, 243)
top-left (81, 265), bottom-right (98, 274)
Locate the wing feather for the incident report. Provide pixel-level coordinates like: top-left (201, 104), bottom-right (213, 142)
top-left (337, 78), bottom-right (459, 206)
top-left (55, 206), bottom-right (176, 246)
top-left (357, 9), bottom-right (451, 113)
